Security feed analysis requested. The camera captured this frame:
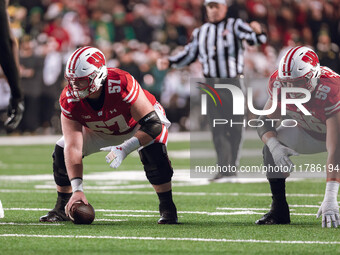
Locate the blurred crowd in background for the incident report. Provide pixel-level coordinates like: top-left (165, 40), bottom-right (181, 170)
top-left (0, 0), bottom-right (339, 135)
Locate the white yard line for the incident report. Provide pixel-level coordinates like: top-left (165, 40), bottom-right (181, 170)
top-left (0, 170), bottom-right (324, 183)
top-left (0, 234), bottom-right (338, 245)
top-left (4, 208), bottom-right (52, 211)
top-left (0, 189), bottom-right (325, 197)
top-left (216, 207), bottom-right (270, 211)
top-left (3, 208), bottom-right (317, 217)
top-left (290, 204), bottom-right (320, 208)
top-left (0, 133), bottom-right (191, 145)
top-left (34, 182), bottom-right (213, 190)
top-left (0, 222), bottom-right (63, 226)
top-left (95, 219), bottom-right (128, 222)
top-left (0, 131), bottom-right (260, 146)
top-left (0, 170), bottom-right (209, 183)
top-left (97, 209), bottom-right (158, 213)
top-left (103, 214), bottom-right (159, 218)
top-left (34, 184), bottom-right (155, 190)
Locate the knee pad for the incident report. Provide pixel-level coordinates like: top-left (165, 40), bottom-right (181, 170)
top-left (139, 143), bottom-right (173, 185)
top-left (53, 144), bottom-right (70, 186)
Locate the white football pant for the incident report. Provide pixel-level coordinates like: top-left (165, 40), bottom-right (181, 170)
top-left (276, 120), bottom-right (326, 154)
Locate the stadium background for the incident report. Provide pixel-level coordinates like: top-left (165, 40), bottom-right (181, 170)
top-left (1, 1), bottom-right (340, 253)
top-left (0, 0), bottom-right (339, 135)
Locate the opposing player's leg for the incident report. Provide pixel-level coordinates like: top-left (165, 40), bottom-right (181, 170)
top-left (139, 126), bottom-right (178, 224)
top-left (40, 142), bottom-right (72, 222)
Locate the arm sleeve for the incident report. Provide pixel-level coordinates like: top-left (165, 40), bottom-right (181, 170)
top-left (168, 28), bottom-right (200, 68)
top-left (233, 18), bottom-right (267, 46)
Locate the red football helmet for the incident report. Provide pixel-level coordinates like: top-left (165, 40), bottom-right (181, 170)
top-left (278, 46), bottom-right (321, 94)
top-left (65, 46), bottom-right (108, 100)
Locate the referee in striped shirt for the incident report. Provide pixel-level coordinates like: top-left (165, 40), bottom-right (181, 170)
top-left (157, 0), bottom-right (267, 179)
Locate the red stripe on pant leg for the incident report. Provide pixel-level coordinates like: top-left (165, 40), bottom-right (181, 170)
top-left (154, 125), bottom-right (166, 143)
top-left (162, 128), bottom-right (169, 144)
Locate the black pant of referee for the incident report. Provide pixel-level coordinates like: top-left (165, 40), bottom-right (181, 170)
top-left (206, 78), bottom-right (245, 179)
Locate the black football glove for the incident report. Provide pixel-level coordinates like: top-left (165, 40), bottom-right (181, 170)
top-left (5, 97), bottom-right (24, 131)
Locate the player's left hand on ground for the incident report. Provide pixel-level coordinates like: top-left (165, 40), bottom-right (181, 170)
top-left (65, 191), bottom-right (88, 217)
top-left (5, 97), bottom-right (24, 131)
top-left (317, 200), bottom-right (340, 228)
top-left (100, 145), bottom-right (127, 169)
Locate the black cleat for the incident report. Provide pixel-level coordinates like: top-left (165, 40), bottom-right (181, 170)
top-left (255, 210), bottom-right (290, 225)
top-left (158, 202), bottom-right (178, 224)
top-left (39, 210), bottom-right (70, 222)
top-left (158, 211), bottom-right (178, 224)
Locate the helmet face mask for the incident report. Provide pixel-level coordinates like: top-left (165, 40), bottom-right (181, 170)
top-left (278, 46), bottom-right (320, 97)
top-left (65, 47), bottom-right (108, 100)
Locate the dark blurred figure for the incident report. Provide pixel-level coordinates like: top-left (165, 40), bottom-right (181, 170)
top-left (118, 50), bottom-right (142, 82)
top-left (112, 4), bottom-right (135, 42)
top-left (140, 49), bottom-right (167, 102)
top-left (43, 8), bottom-right (70, 52)
top-left (227, 0), bottom-right (249, 20)
top-left (25, 7), bottom-right (44, 39)
top-left (0, 0), bottom-right (24, 131)
top-left (89, 8), bottom-right (114, 43)
top-left (307, 1), bottom-right (323, 44)
top-left (18, 36), bottom-right (44, 134)
top-left (131, 4), bottom-right (154, 44)
top-left (316, 33), bottom-right (340, 73)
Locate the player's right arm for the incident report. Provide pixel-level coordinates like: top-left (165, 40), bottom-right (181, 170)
top-left (61, 114), bottom-right (88, 215)
top-left (156, 28), bottom-right (200, 70)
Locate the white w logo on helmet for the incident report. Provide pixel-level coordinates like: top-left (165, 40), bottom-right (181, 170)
top-left (65, 46), bottom-right (108, 100)
top-left (278, 46), bottom-right (321, 95)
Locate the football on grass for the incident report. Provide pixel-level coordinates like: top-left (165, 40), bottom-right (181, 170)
top-left (69, 201), bottom-right (95, 224)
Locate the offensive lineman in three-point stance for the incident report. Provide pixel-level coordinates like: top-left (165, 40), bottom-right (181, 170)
top-left (256, 46), bottom-right (340, 228)
top-left (40, 46), bottom-right (178, 224)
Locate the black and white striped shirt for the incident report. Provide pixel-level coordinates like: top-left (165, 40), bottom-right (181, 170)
top-left (168, 18), bottom-right (267, 78)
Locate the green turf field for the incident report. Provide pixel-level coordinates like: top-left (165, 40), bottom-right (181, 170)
top-left (1, 137), bottom-right (340, 255)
